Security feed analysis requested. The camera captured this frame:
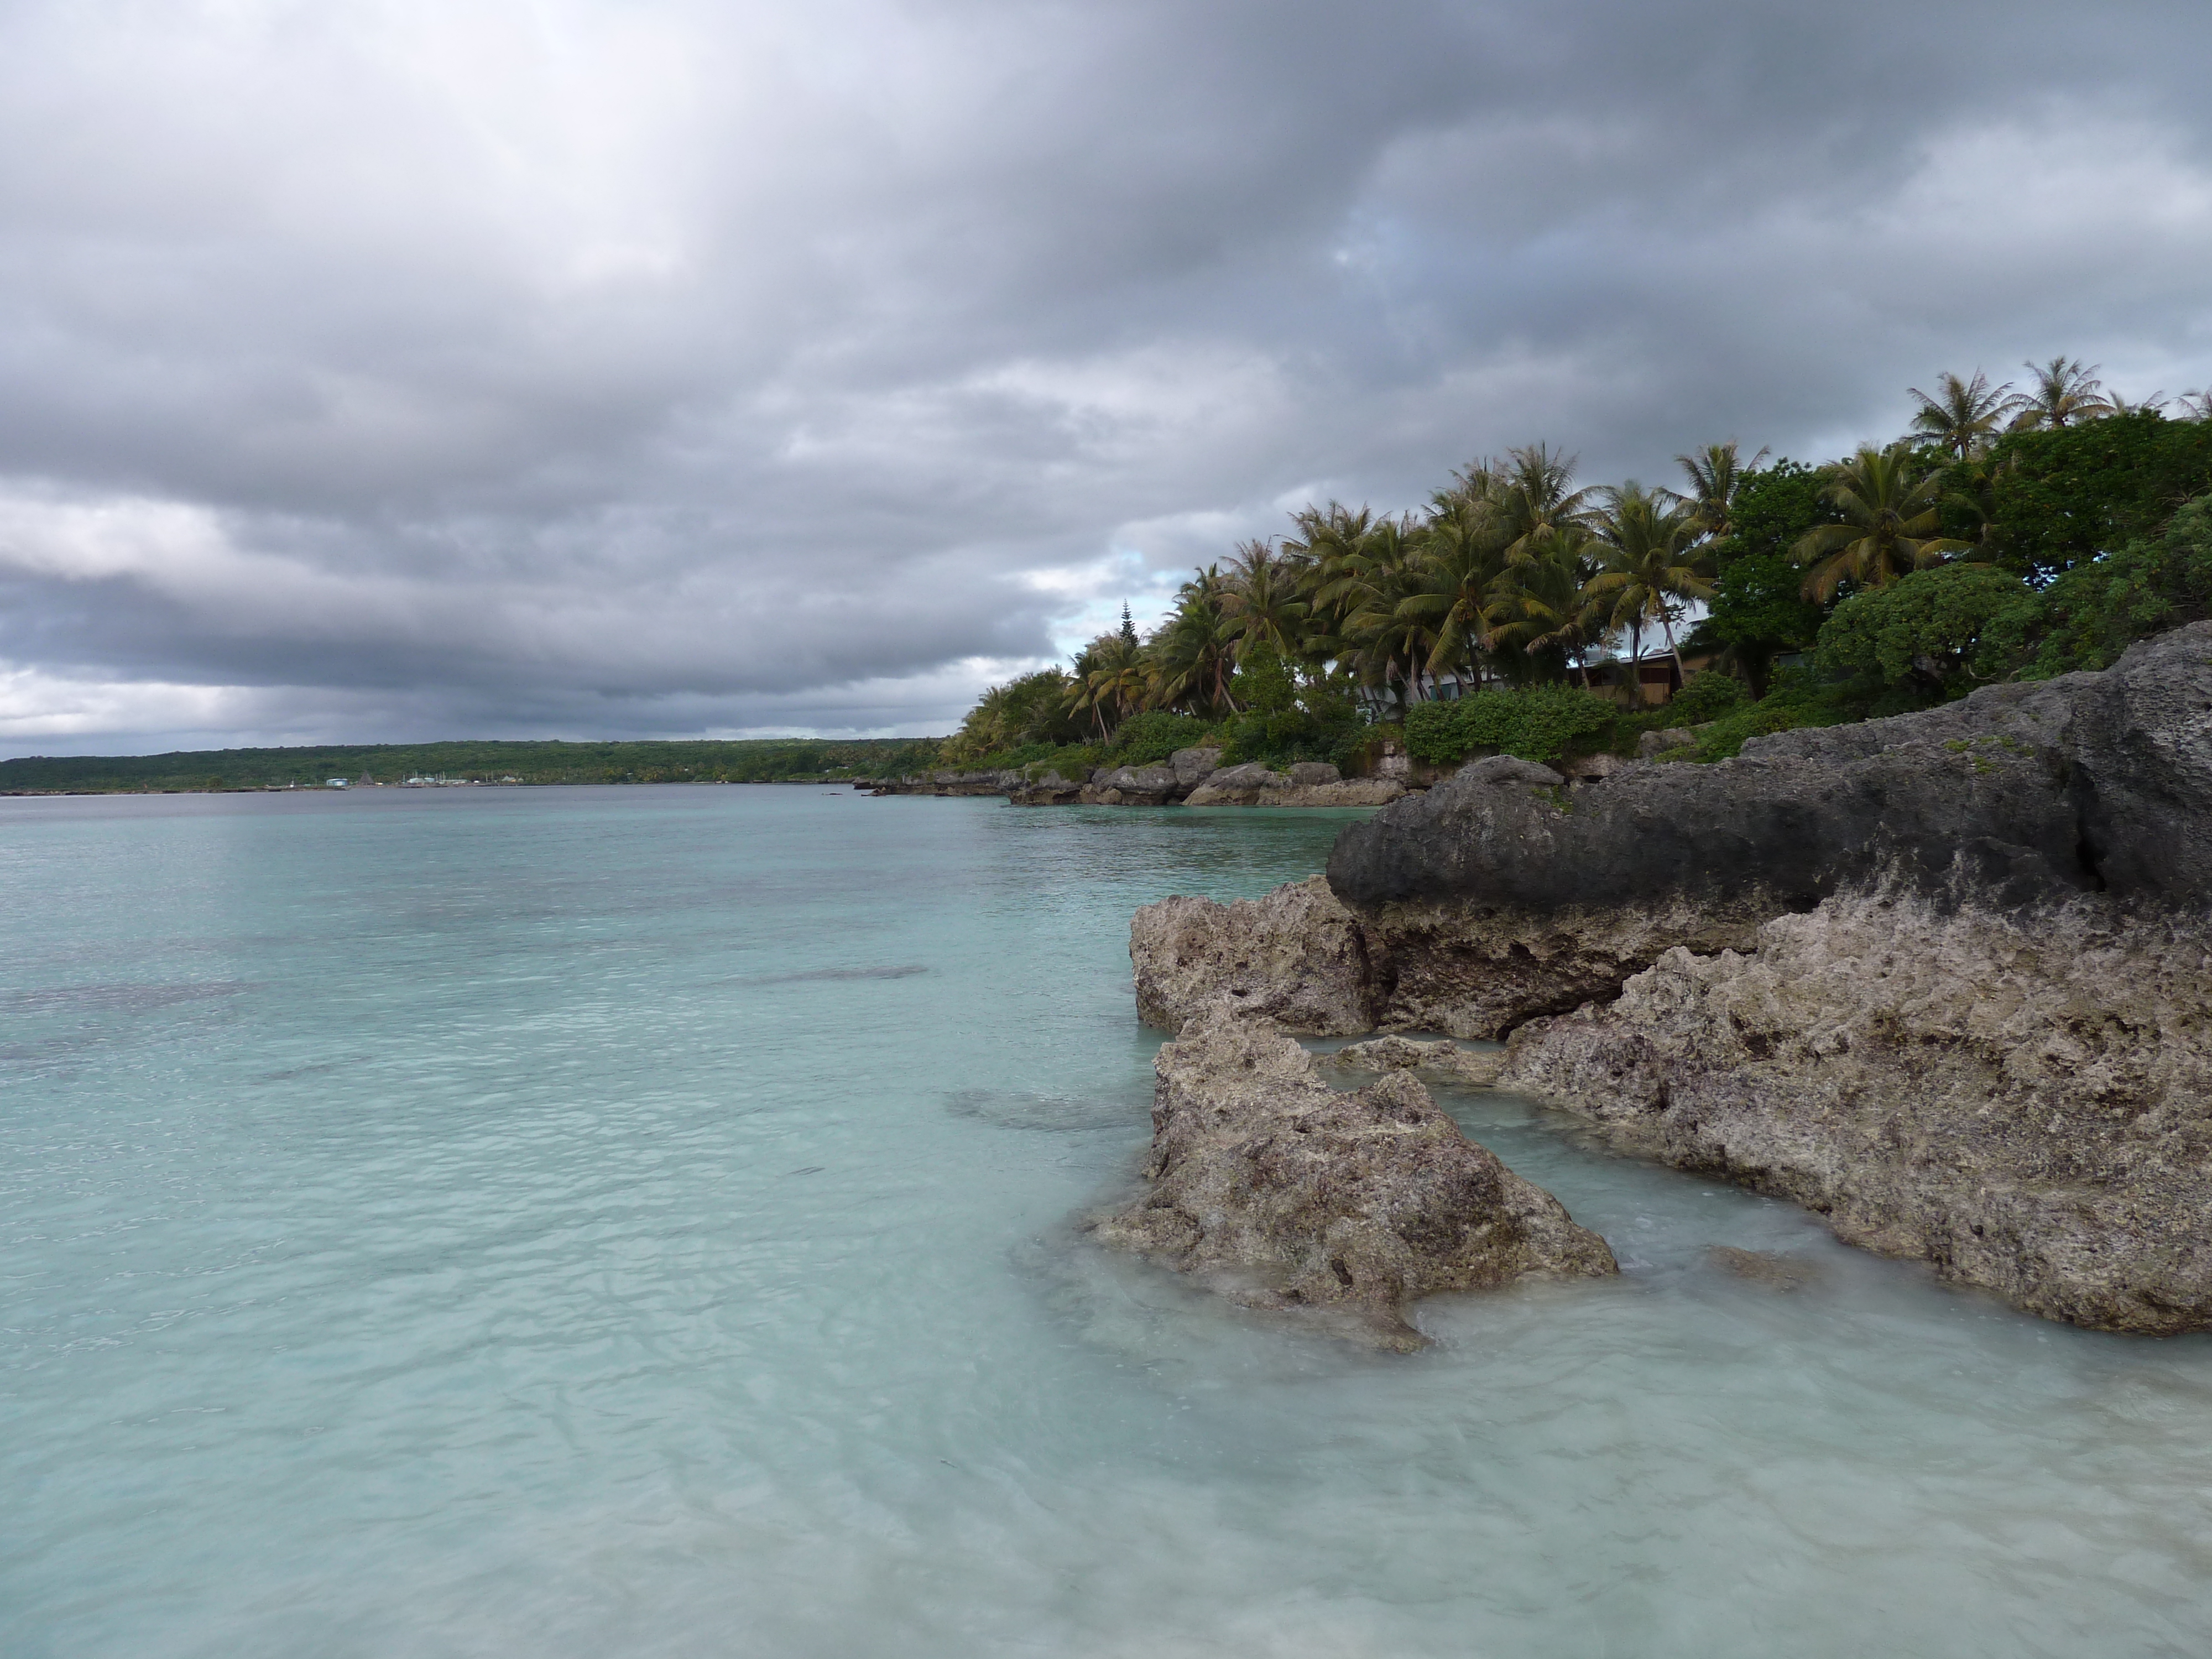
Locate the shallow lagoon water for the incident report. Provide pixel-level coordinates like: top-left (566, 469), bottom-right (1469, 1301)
top-left (4, 786), bottom-right (2210, 1657)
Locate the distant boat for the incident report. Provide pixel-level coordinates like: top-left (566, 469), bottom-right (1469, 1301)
top-left (325, 779), bottom-right (349, 789)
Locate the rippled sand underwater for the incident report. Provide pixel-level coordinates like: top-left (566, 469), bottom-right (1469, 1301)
top-left (4, 787), bottom-right (2208, 1658)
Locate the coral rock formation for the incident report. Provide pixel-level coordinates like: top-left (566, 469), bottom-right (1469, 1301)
top-left (1090, 1007), bottom-right (1616, 1348)
top-left (1130, 875), bottom-right (1377, 1034)
top-left (1496, 887), bottom-right (2212, 1332)
top-left (1127, 624), bottom-right (2212, 1332)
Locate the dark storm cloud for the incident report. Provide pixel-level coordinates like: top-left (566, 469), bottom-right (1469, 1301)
top-left (2, 0), bottom-right (2209, 752)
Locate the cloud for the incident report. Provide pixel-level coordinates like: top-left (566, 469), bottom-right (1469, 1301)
top-left (3, 0), bottom-right (2210, 752)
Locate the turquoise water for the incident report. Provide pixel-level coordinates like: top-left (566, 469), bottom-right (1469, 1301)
top-left (4, 786), bottom-right (2210, 1658)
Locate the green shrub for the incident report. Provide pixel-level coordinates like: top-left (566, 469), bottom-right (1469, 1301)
top-left (2006, 494), bottom-right (2212, 676)
top-left (1983, 413), bottom-right (2212, 583)
top-left (1404, 685), bottom-right (1620, 766)
top-left (1218, 658), bottom-right (1366, 768)
top-left (1020, 745), bottom-right (1103, 781)
top-left (1104, 711), bottom-right (1213, 765)
top-left (1666, 670), bottom-right (1746, 725)
top-left (1817, 564), bottom-right (2038, 686)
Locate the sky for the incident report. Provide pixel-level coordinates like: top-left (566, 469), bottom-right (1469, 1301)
top-left (2, 0), bottom-right (2210, 756)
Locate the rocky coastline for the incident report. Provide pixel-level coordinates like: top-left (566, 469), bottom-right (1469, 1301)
top-left (1123, 623), bottom-right (2212, 1334)
top-left (853, 745), bottom-right (1414, 808)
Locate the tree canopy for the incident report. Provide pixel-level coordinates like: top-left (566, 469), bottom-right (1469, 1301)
top-left (937, 357), bottom-right (2212, 771)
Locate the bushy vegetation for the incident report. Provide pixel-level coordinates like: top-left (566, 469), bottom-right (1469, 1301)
top-left (1102, 709), bottom-right (1214, 766)
top-left (2000, 496), bottom-right (2212, 676)
top-left (950, 354), bottom-right (2212, 779)
top-left (1663, 670), bottom-right (1747, 725)
top-left (1405, 686), bottom-right (1621, 766)
top-left (0, 738), bottom-right (947, 794)
top-left (1817, 565), bottom-right (2038, 687)
top-left (1216, 647), bottom-right (1368, 768)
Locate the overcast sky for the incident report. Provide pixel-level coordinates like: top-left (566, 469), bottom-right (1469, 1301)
top-left (3, 0), bottom-right (2210, 755)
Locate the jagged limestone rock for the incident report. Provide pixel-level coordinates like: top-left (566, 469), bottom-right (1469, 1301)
top-left (1182, 761), bottom-right (1289, 805)
top-left (1089, 1008), bottom-right (1616, 1348)
top-left (1496, 888), bottom-right (2212, 1333)
top-left (1129, 875), bottom-right (1377, 1034)
top-left (1130, 625), bottom-right (2212, 1332)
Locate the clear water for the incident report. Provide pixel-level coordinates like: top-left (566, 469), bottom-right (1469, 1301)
top-left (4, 787), bottom-right (2210, 1659)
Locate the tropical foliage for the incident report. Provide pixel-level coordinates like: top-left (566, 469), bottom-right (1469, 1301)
top-left (946, 356), bottom-right (2212, 770)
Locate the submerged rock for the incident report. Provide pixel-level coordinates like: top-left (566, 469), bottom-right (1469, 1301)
top-left (1319, 1035), bottom-right (1504, 1087)
top-left (1708, 1246), bottom-right (1823, 1292)
top-left (1089, 1008), bottom-right (1616, 1348)
top-left (1129, 875), bottom-right (1376, 1034)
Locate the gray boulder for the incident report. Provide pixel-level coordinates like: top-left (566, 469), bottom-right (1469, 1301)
top-left (1089, 1008), bottom-right (1616, 1348)
top-left (1008, 770), bottom-right (1086, 806)
top-left (1169, 746), bottom-right (1223, 789)
top-left (1268, 778), bottom-right (1408, 807)
top-left (1559, 752), bottom-right (1637, 782)
top-left (1300, 620), bottom-right (2212, 1332)
top-left (1457, 755), bottom-right (1565, 787)
top-left (1183, 761), bottom-right (1288, 805)
top-left (1083, 764), bottom-right (1179, 805)
top-left (1286, 761), bottom-right (1341, 786)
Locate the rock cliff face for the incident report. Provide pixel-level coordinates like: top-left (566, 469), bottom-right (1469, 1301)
top-left (1089, 1006), bottom-right (1616, 1348)
top-left (1327, 679), bottom-right (2122, 1034)
top-left (1125, 623), bottom-right (2212, 1332)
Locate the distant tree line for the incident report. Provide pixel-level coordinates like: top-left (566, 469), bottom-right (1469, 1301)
top-left (946, 357), bottom-right (2212, 770)
top-left (0, 737), bottom-right (947, 794)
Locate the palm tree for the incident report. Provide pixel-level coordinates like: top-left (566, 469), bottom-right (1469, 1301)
top-left (1396, 491), bottom-right (1510, 688)
top-left (1067, 632), bottom-right (1147, 738)
top-left (1221, 539), bottom-right (1311, 660)
top-left (1147, 567), bottom-right (1242, 715)
top-left (1584, 483), bottom-right (1712, 686)
top-left (1907, 370), bottom-right (2023, 460)
top-left (1792, 445), bottom-right (1970, 601)
top-left (2106, 389), bottom-right (2168, 417)
top-left (1475, 525), bottom-right (1597, 685)
top-left (1332, 517), bottom-right (1436, 703)
top-left (1492, 444), bottom-right (1597, 565)
top-left (1939, 453), bottom-right (2011, 564)
top-left (1280, 502), bottom-right (1376, 666)
top-left (1674, 440), bottom-right (1770, 539)
top-left (2177, 389), bottom-right (2212, 422)
top-left (2012, 357), bottom-right (2113, 430)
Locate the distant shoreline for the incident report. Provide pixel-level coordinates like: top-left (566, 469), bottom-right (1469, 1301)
top-left (0, 779), bottom-right (873, 797)
top-left (0, 737), bottom-right (948, 796)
